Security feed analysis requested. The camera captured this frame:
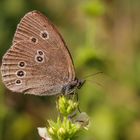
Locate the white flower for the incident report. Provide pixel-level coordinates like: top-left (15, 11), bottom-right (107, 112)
top-left (37, 127), bottom-right (52, 140)
top-left (74, 112), bottom-right (90, 130)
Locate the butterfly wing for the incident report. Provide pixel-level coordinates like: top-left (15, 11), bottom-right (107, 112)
top-left (1, 11), bottom-right (75, 95)
top-left (13, 10), bottom-right (75, 80)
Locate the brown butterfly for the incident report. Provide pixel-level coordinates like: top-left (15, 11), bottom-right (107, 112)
top-left (1, 11), bottom-right (85, 96)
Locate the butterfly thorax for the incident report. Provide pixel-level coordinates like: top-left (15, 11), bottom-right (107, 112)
top-left (62, 78), bottom-right (86, 95)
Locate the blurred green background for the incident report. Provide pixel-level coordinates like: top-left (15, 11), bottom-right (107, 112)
top-left (0, 0), bottom-right (140, 140)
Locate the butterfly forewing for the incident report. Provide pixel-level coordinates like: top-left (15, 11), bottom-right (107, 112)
top-left (1, 11), bottom-right (76, 95)
top-left (13, 11), bottom-right (75, 80)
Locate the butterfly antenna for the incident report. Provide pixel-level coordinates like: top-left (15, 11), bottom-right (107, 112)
top-left (86, 79), bottom-right (103, 88)
top-left (82, 71), bottom-right (103, 79)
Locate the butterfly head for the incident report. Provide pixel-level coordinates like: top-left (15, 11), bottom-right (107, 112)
top-left (76, 79), bottom-right (86, 89)
top-left (62, 78), bottom-right (86, 95)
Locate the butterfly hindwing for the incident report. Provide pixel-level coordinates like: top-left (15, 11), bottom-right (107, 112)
top-left (1, 40), bottom-right (72, 95)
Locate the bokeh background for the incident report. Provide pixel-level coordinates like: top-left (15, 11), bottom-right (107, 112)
top-left (0, 0), bottom-right (140, 140)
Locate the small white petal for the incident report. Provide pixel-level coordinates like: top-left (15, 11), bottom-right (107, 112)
top-left (37, 127), bottom-right (52, 140)
top-left (74, 112), bottom-right (90, 129)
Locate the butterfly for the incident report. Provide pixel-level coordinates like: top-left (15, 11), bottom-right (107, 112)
top-left (1, 10), bottom-right (85, 96)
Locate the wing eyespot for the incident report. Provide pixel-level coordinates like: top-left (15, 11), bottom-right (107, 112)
top-left (16, 70), bottom-right (26, 78)
top-left (40, 31), bottom-right (49, 40)
top-left (35, 55), bottom-right (44, 63)
top-left (37, 50), bottom-right (44, 56)
top-left (15, 79), bottom-right (22, 85)
top-left (18, 61), bottom-right (26, 68)
top-left (30, 37), bottom-right (38, 44)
